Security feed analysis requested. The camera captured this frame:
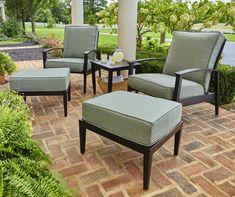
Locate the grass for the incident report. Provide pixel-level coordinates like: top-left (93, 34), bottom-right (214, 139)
top-left (0, 24), bottom-right (234, 45)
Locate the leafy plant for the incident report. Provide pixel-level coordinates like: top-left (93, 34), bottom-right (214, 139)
top-left (41, 34), bottom-right (63, 57)
top-left (0, 18), bottom-right (22, 37)
top-left (0, 91), bottom-right (76, 197)
top-left (0, 52), bottom-right (16, 76)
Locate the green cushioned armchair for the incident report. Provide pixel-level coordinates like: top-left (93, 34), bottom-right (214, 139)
top-left (128, 31), bottom-right (226, 115)
top-left (43, 25), bottom-right (100, 94)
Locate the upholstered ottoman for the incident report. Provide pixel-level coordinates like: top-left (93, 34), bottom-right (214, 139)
top-left (10, 68), bottom-right (71, 116)
top-left (79, 91), bottom-right (183, 190)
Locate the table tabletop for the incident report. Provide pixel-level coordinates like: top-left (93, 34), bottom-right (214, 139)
top-left (90, 60), bottom-right (132, 71)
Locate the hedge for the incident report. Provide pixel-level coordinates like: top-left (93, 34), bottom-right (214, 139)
top-left (99, 44), bottom-right (235, 104)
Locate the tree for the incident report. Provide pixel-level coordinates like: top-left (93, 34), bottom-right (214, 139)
top-left (28, 0), bottom-right (52, 33)
top-left (5, 0), bottom-right (28, 33)
top-left (84, 0), bottom-right (108, 24)
top-left (97, 0), bottom-right (151, 48)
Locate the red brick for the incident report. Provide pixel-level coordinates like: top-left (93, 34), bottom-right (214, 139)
top-left (66, 147), bottom-right (82, 164)
top-left (157, 158), bottom-right (184, 171)
top-left (109, 191), bottom-right (124, 197)
top-left (59, 164), bottom-right (88, 177)
top-left (80, 168), bottom-right (108, 185)
top-left (218, 182), bottom-right (235, 196)
top-left (204, 167), bottom-right (232, 182)
top-left (151, 166), bottom-right (171, 188)
top-left (152, 188), bottom-right (183, 197)
top-left (48, 144), bottom-right (64, 159)
top-left (124, 161), bottom-right (142, 181)
top-left (115, 150), bottom-right (141, 162)
top-left (102, 175), bottom-right (130, 191)
top-left (33, 131), bottom-right (54, 140)
top-left (182, 163), bottom-right (207, 177)
top-left (203, 145), bottom-right (224, 155)
top-left (104, 156), bottom-right (123, 173)
top-left (191, 176), bottom-right (227, 197)
top-left (214, 155), bottom-right (235, 172)
top-left (192, 152), bottom-right (217, 167)
top-left (85, 152), bottom-right (102, 168)
top-left (86, 185), bottom-right (103, 197)
top-left (224, 149), bottom-right (235, 160)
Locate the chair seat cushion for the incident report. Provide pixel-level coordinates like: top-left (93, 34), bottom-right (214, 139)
top-left (10, 68), bottom-right (70, 92)
top-left (128, 73), bottom-right (204, 100)
top-left (83, 91), bottom-right (182, 146)
top-left (46, 58), bottom-right (91, 73)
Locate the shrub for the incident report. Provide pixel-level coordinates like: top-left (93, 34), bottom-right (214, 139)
top-left (0, 18), bottom-right (22, 37)
top-left (41, 34), bottom-right (63, 57)
top-left (98, 44), bottom-right (116, 55)
top-left (216, 64), bottom-right (235, 104)
top-left (0, 52), bottom-right (16, 75)
top-left (0, 92), bottom-right (76, 196)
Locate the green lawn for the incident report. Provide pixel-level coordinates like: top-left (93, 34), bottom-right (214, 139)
top-left (0, 25), bottom-right (234, 45)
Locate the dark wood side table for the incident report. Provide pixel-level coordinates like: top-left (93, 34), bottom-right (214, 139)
top-left (91, 60), bottom-right (139, 94)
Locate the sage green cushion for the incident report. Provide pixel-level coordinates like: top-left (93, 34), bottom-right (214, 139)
top-left (10, 68), bottom-right (70, 92)
top-left (46, 58), bottom-right (91, 73)
top-left (128, 73), bottom-right (204, 100)
top-left (83, 91), bottom-right (182, 146)
top-left (163, 31), bottom-right (225, 92)
top-left (63, 25), bottom-right (98, 59)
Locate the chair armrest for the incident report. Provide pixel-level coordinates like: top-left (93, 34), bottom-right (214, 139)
top-left (173, 68), bottom-right (218, 101)
top-left (42, 48), bottom-right (64, 54)
top-left (128, 58), bottom-right (165, 75)
top-left (83, 49), bottom-right (99, 55)
top-left (175, 68), bottom-right (217, 76)
top-left (42, 48), bottom-right (64, 68)
top-left (83, 50), bottom-right (101, 73)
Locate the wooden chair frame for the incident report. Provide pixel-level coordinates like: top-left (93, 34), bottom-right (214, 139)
top-left (128, 40), bottom-right (226, 115)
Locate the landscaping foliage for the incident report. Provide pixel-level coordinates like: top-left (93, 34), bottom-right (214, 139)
top-left (0, 52), bottom-right (16, 75)
top-left (0, 91), bottom-right (76, 197)
top-left (0, 18), bottom-right (22, 37)
top-left (41, 34), bottom-right (63, 57)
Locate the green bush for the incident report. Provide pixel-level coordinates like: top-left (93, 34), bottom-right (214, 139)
top-left (0, 92), bottom-right (76, 197)
top-left (0, 52), bottom-right (16, 75)
top-left (216, 64), bottom-right (235, 104)
top-left (0, 18), bottom-right (22, 37)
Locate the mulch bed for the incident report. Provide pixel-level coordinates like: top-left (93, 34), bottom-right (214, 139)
top-left (0, 41), bottom-right (53, 61)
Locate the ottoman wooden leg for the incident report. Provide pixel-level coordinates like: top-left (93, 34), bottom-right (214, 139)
top-left (79, 120), bottom-right (86, 154)
top-left (63, 92), bottom-right (68, 117)
top-left (68, 84), bottom-right (71, 102)
top-left (143, 150), bottom-right (153, 190)
top-left (174, 128), bottom-right (182, 156)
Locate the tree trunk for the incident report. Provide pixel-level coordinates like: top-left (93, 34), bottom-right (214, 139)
top-left (21, 13), bottom-right (25, 34)
top-left (160, 31), bottom-right (166, 44)
top-left (31, 16), bottom-right (36, 33)
top-left (29, 0), bottom-right (35, 33)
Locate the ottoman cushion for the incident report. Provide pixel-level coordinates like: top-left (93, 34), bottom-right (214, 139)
top-left (83, 91), bottom-right (182, 146)
top-left (10, 68), bottom-right (70, 92)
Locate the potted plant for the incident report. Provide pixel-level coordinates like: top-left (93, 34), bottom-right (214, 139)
top-left (0, 52), bottom-right (16, 84)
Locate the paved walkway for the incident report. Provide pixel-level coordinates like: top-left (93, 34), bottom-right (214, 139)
top-left (0, 45), bottom-right (39, 51)
top-left (5, 60), bottom-right (234, 197)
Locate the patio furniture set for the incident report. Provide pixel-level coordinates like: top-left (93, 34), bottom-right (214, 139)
top-left (9, 26), bottom-right (226, 190)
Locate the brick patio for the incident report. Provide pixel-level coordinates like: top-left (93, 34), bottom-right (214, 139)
top-left (8, 61), bottom-right (235, 196)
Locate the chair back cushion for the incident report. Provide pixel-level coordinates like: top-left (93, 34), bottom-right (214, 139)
top-left (63, 25), bottom-right (98, 59)
top-left (163, 31), bottom-right (225, 92)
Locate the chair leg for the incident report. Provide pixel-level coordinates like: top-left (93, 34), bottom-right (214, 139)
top-left (174, 129), bottom-right (182, 156)
top-left (215, 71), bottom-right (220, 116)
top-left (83, 74), bottom-right (87, 94)
top-left (143, 150), bottom-right (153, 190)
top-left (99, 68), bottom-right (101, 77)
top-left (63, 92), bottom-right (68, 117)
top-left (79, 120), bottom-right (86, 154)
top-left (68, 84), bottom-right (71, 102)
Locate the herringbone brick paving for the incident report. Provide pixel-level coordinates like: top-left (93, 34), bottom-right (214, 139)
top-left (12, 61), bottom-right (235, 196)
